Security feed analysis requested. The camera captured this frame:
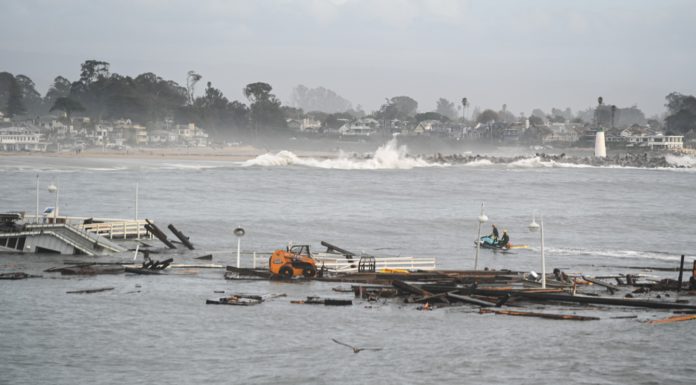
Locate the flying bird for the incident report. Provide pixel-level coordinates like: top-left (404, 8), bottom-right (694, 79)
top-left (331, 338), bottom-right (382, 354)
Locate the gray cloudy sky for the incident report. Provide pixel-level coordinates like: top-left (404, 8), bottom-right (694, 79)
top-left (1, 0), bottom-right (695, 116)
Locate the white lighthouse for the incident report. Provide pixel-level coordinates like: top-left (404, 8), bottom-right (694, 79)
top-left (594, 129), bottom-right (606, 158)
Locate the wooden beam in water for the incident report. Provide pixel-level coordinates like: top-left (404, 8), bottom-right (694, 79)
top-left (479, 308), bottom-right (600, 321)
top-left (66, 287), bottom-right (115, 294)
top-left (472, 289), bottom-right (696, 310)
top-left (647, 314), bottom-right (696, 325)
top-left (582, 276), bottom-right (620, 294)
top-left (447, 292), bottom-right (496, 307)
top-left (144, 219), bottom-right (176, 249)
top-left (168, 224), bottom-right (195, 250)
top-left (392, 279), bottom-right (432, 297)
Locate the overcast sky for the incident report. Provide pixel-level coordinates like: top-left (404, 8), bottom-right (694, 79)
top-left (1, 0), bottom-right (695, 117)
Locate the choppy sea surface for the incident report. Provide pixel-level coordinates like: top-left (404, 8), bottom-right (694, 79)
top-left (1, 140), bottom-right (695, 385)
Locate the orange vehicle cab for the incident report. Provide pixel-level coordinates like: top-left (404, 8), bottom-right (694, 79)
top-left (269, 244), bottom-right (318, 279)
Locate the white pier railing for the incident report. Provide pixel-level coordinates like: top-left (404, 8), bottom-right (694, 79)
top-left (23, 214), bottom-right (152, 239)
top-left (78, 220), bottom-right (151, 240)
top-left (217, 251), bottom-right (436, 273)
top-left (313, 255), bottom-right (437, 273)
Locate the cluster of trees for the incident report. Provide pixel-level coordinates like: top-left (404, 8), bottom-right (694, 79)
top-left (0, 60), bottom-right (293, 140)
top-left (665, 92), bottom-right (696, 135)
top-left (3, 59), bottom-right (695, 139)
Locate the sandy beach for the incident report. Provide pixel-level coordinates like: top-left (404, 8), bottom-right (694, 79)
top-left (0, 146), bottom-right (339, 162)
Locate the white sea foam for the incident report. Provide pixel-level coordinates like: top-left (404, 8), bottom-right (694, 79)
top-left (546, 247), bottom-right (682, 262)
top-left (463, 159), bottom-right (494, 166)
top-left (665, 154), bottom-right (696, 168)
top-left (242, 138), bottom-right (446, 170)
top-left (160, 163), bottom-right (223, 170)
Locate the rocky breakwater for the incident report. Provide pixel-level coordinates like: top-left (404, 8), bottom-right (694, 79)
top-left (426, 152), bottom-right (679, 168)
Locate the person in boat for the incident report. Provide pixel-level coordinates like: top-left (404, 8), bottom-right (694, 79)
top-left (497, 230), bottom-right (510, 248)
top-left (490, 224), bottom-right (499, 241)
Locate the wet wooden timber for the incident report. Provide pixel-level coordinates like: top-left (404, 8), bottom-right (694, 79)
top-left (167, 224), bottom-right (195, 250)
top-left (144, 219), bottom-right (176, 249)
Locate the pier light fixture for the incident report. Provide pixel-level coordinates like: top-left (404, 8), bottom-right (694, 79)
top-left (528, 213), bottom-right (546, 289)
top-left (474, 203), bottom-right (488, 270)
top-left (234, 227), bottom-right (245, 268)
top-left (48, 181), bottom-right (59, 223)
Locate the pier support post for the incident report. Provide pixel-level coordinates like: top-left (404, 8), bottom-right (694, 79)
top-left (677, 254), bottom-right (685, 293)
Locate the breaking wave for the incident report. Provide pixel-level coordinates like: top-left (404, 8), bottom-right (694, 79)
top-left (462, 159), bottom-right (494, 167)
top-left (665, 154), bottom-right (696, 168)
top-left (507, 157), bottom-right (593, 169)
top-left (242, 138), bottom-right (446, 170)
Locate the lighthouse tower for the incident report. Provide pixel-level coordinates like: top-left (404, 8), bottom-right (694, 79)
top-left (594, 129), bottom-right (606, 158)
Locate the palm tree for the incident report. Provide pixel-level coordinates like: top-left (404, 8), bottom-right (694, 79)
top-left (461, 97), bottom-right (468, 121)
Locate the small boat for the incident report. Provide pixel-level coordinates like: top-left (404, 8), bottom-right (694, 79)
top-left (475, 235), bottom-right (511, 251)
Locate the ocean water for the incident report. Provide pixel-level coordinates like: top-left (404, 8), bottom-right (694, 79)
top-left (1, 141), bottom-right (695, 385)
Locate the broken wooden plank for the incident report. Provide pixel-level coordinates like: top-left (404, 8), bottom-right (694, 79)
top-left (0, 272), bottom-right (41, 280)
top-left (582, 276), bottom-right (620, 294)
top-left (225, 266), bottom-right (271, 279)
top-left (392, 279), bottom-right (432, 297)
top-left (447, 292), bottom-right (496, 307)
top-left (412, 292), bottom-right (450, 304)
top-left (291, 297), bottom-right (352, 306)
top-left (647, 314), bottom-right (696, 325)
top-left (479, 308), bottom-right (599, 321)
top-left (464, 289), bottom-right (696, 310)
top-left (144, 219), bottom-right (176, 249)
top-left (125, 267), bottom-right (162, 275)
top-left (66, 287), bottom-right (115, 294)
top-left (167, 224), bottom-right (195, 250)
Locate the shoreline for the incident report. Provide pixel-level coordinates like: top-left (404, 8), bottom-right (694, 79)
top-left (0, 146), bottom-right (337, 162)
top-left (0, 146), bottom-right (693, 169)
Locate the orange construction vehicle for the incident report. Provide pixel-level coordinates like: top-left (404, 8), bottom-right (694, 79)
top-left (269, 244), bottom-right (318, 279)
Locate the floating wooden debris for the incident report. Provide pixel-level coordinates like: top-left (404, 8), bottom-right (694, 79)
top-left (582, 276), bottom-right (620, 294)
top-left (66, 287), bottom-right (115, 294)
top-left (479, 308), bottom-right (600, 321)
top-left (206, 295), bottom-right (262, 306)
top-left (144, 219), bottom-right (176, 249)
top-left (205, 293), bottom-right (286, 306)
top-left (647, 314), bottom-right (696, 325)
top-left (168, 224), bottom-right (194, 250)
top-left (225, 266), bottom-right (271, 279)
top-left (291, 296), bottom-right (352, 306)
top-left (446, 292), bottom-right (496, 307)
top-left (0, 272), bottom-right (41, 280)
top-left (46, 265), bottom-right (124, 275)
top-left (124, 257), bottom-right (173, 275)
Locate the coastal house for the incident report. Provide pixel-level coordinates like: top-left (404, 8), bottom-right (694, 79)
top-left (626, 134), bottom-right (683, 150)
top-left (0, 127), bottom-right (47, 152)
top-left (148, 129), bottom-right (178, 145)
top-left (176, 123), bottom-right (209, 147)
top-left (338, 119), bottom-right (378, 136)
top-left (128, 124), bottom-right (148, 145)
top-left (502, 123), bottom-right (524, 142)
top-left (413, 120), bottom-right (441, 135)
top-left (544, 123), bottom-right (580, 143)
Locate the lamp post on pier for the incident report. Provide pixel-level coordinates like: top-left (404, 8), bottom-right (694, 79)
top-left (528, 213), bottom-right (546, 288)
top-left (48, 180), bottom-right (59, 224)
top-left (474, 203), bottom-right (488, 270)
top-left (234, 227), bottom-right (245, 268)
